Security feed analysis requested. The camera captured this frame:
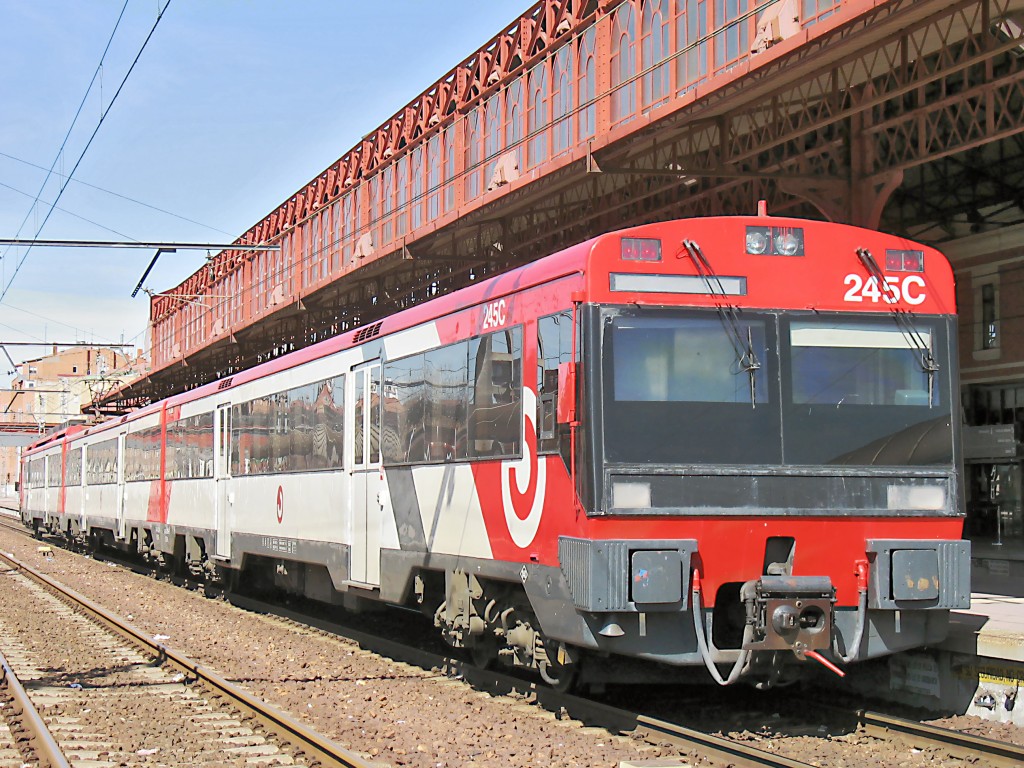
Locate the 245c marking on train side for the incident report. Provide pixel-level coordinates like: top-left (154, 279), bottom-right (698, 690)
top-left (482, 299), bottom-right (508, 330)
top-left (843, 274), bottom-right (926, 305)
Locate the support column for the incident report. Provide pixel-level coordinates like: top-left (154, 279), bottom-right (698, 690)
top-left (778, 89), bottom-right (904, 230)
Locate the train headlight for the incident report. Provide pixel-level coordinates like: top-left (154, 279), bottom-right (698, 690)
top-left (746, 225), bottom-right (804, 256)
top-left (887, 484), bottom-right (945, 511)
top-left (774, 230), bottom-right (802, 256)
top-left (745, 227), bottom-right (770, 254)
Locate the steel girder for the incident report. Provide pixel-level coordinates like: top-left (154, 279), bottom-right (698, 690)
top-left (105, 0), bottom-right (1024, 409)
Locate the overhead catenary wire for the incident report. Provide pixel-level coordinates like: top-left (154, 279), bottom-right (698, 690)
top-left (0, 0), bottom-right (130, 267)
top-left (0, 150), bottom-right (232, 237)
top-left (0, 302), bottom-right (129, 349)
top-left (0, 179), bottom-right (139, 243)
top-left (0, 0), bottom-right (173, 305)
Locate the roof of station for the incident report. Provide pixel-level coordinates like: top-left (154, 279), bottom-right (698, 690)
top-left (97, 0), bottom-right (1024, 413)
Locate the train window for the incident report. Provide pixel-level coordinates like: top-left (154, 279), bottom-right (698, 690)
top-left (789, 322), bottom-right (932, 407)
top-left (230, 376), bottom-right (345, 476)
top-left (125, 426), bottom-right (162, 482)
top-left (381, 327), bottom-right (523, 465)
top-left (46, 454), bottom-right (62, 488)
top-left (425, 341), bottom-right (469, 461)
top-left (166, 413), bottom-right (214, 480)
top-left (610, 316), bottom-right (769, 404)
top-left (781, 317), bottom-right (953, 466)
top-left (85, 438), bottom-right (118, 485)
top-left (537, 311), bottom-right (575, 453)
top-left (382, 354), bottom-right (425, 463)
top-left (64, 447), bottom-right (83, 487)
top-left (28, 458), bottom-right (43, 488)
top-left (601, 309), bottom-right (781, 465)
top-left (232, 399), bottom-right (266, 474)
top-left (469, 326), bottom-right (522, 458)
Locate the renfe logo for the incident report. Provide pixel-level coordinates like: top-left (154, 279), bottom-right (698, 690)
top-left (501, 388), bottom-right (545, 548)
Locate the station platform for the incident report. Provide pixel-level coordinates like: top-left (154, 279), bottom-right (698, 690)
top-left (866, 537), bottom-right (1024, 724)
top-left (943, 536), bottom-right (1024, 661)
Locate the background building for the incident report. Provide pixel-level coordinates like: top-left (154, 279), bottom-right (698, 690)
top-left (947, 227), bottom-right (1024, 545)
top-left (0, 346), bottom-right (145, 497)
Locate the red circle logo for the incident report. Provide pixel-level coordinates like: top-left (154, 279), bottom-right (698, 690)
top-left (276, 486), bottom-right (284, 523)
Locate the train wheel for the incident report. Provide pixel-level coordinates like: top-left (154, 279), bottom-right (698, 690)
top-left (538, 656), bottom-right (578, 692)
top-left (469, 633), bottom-right (498, 670)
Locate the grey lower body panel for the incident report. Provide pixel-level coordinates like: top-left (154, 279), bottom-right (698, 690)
top-left (48, 519), bottom-right (960, 669)
top-left (231, 532), bottom-right (350, 589)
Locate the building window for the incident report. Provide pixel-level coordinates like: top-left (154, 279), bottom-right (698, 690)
top-left (974, 280), bottom-right (999, 354)
top-left (982, 282), bottom-right (999, 349)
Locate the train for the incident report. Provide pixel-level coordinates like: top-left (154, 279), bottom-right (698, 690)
top-left (20, 210), bottom-right (970, 689)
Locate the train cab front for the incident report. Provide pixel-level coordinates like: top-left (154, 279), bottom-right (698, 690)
top-left (552, 219), bottom-right (971, 688)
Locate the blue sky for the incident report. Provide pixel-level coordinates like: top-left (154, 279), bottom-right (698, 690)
top-left (0, 0), bottom-right (527, 369)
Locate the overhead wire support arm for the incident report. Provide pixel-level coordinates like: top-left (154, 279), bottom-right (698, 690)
top-left (132, 248), bottom-right (173, 298)
top-left (0, 239), bottom-right (280, 251)
top-left (0, 239), bottom-right (280, 298)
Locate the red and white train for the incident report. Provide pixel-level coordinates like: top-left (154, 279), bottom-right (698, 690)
top-left (21, 211), bottom-right (969, 688)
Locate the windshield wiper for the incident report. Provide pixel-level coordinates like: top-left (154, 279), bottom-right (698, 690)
top-left (855, 247), bottom-right (939, 406)
top-left (681, 239), bottom-right (761, 407)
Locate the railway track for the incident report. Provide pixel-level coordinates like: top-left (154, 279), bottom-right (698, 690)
top-left (0, 647), bottom-right (68, 768)
top-left (231, 593), bottom-right (1024, 768)
top-left (0, 548), bottom-right (375, 768)
top-left (5, 515), bottom-right (1024, 768)
top-left (851, 708), bottom-right (1024, 768)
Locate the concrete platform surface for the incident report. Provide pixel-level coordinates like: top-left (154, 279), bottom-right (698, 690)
top-left (941, 593), bottom-right (1024, 662)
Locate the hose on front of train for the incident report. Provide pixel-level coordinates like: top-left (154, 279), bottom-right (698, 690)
top-left (833, 560), bottom-right (870, 664)
top-left (691, 565), bottom-right (869, 685)
top-left (690, 571), bottom-right (750, 686)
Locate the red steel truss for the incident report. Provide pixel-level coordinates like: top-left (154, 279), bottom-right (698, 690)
top-left (108, 0), bottom-right (1024, 409)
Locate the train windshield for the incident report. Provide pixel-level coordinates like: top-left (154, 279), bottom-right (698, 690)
top-left (600, 308), bottom-right (954, 466)
top-left (602, 310), bottom-right (782, 465)
top-left (780, 317), bottom-right (952, 465)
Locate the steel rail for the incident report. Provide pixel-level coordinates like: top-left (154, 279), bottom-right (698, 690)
top-left (0, 648), bottom-right (70, 768)
top-left (554, 691), bottom-right (815, 768)
top-left (228, 594), bottom-right (814, 768)
top-left (0, 549), bottom-right (375, 768)
top-left (10, 527), bottom-right (1021, 768)
top-left (856, 708), bottom-right (1024, 768)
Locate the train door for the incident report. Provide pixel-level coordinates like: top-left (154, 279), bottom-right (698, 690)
top-left (351, 361), bottom-right (383, 586)
top-left (214, 403), bottom-right (232, 559)
top-left (116, 432), bottom-right (127, 540)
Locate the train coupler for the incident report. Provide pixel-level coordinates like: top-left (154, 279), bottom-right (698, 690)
top-left (740, 576), bottom-right (835, 654)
